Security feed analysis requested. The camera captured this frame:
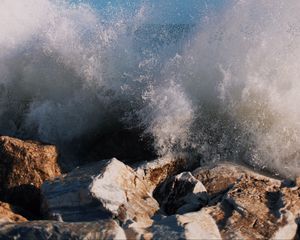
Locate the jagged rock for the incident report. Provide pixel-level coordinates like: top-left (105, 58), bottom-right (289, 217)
top-left (135, 155), bottom-right (199, 192)
top-left (41, 158), bottom-right (159, 224)
top-left (0, 136), bottom-right (61, 215)
top-left (0, 201), bottom-right (27, 223)
top-left (0, 219), bottom-right (125, 240)
top-left (192, 162), bottom-right (258, 196)
top-left (154, 172), bottom-right (208, 215)
top-left (125, 209), bottom-right (221, 240)
top-left (204, 170), bottom-right (300, 240)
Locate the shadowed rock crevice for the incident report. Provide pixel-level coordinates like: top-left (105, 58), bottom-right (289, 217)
top-left (295, 217), bottom-right (300, 240)
top-left (217, 198), bottom-right (235, 229)
top-left (2, 184), bottom-right (41, 219)
top-left (153, 172), bottom-right (208, 215)
top-left (266, 190), bottom-right (284, 219)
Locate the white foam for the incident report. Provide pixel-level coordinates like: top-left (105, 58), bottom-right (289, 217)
top-left (1, 0), bottom-right (300, 177)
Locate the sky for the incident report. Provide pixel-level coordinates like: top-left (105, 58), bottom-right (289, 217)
top-left (70, 0), bottom-right (225, 23)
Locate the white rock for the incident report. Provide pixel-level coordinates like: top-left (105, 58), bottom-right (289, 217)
top-left (272, 211), bottom-right (298, 240)
top-left (177, 210), bottom-right (222, 240)
top-left (126, 209), bottom-right (221, 240)
top-left (41, 158), bottom-right (159, 224)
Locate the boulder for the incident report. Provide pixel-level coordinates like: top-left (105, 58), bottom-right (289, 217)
top-left (205, 171), bottom-right (300, 240)
top-left (0, 136), bottom-right (61, 215)
top-left (0, 201), bottom-right (27, 223)
top-left (125, 209), bottom-right (221, 240)
top-left (41, 158), bottom-right (159, 224)
top-left (0, 220), bottom-right (125, 240)
top-left (154, 172), bottom-right (208, 215)
top-left (192, 162), bottom-right (256, 196)
top-left (135, 155), bottom-right (199, 192)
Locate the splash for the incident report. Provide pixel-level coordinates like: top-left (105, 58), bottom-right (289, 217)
top-left (179, 0), bottom-right (300, 177)
top-left (0, 0), bottom-right (194, 163)
top-left (1, 0), bottom-right (300, 177)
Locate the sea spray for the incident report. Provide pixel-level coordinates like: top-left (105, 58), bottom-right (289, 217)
top-left (179, 0), bottom-right (300, 177)
top-left (0, 0), bottom-right (300, 177)
top-left (0, 0), bottom-right (193, 164)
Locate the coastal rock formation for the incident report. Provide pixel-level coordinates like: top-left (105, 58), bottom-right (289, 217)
top-left (200, 163), bottom-right (299, 239)
top-left (125, 209), bottom-right (221, 240)
top-left (154, 172), bottom-right (208, 215)
top-left (41, 158), bottom-right (159, 224)
top-left (135, 155), bottom-right (199, 192)
top-left (0, 136), bottom-right (61, 215)
top-left (0, 201), bottom-right (27, 223)
top-left (0, 220), bottom-right (126, 240)
top-left (0, 135), bottom-right (299, 240)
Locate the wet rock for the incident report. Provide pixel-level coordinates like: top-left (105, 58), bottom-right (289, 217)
top-left (135, 155), bottom-right (199, 192)
top-left (154, 172), bottom-right (208, 215)
top-left (0, 136), bottom-right (61, 215)
top-left (125, 209), bottom-right (221, 240)
top-left (41, 158), bottom-right (159, 224)
top-left (0, 201), bottom-right (27, 223)
top-left (0, 219), bottom-right (125, 240)
top-left (205, 171), bottom-right (300, 240)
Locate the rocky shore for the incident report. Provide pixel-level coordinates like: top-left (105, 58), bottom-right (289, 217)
top-left (0, 136), bottom-right (299, 239)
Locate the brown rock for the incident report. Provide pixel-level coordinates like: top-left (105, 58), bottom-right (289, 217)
top-left (192, 162), bottom-right (253, 196)
top-left (205, 170), bottom-right (299, 240)
top-left (0, 201), bottom-right (27, 223)
top-left (0, 136), bottom-right (61, 215)
top-left (135, 155), bottom-right (199, 192)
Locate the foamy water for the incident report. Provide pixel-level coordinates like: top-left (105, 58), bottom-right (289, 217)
top-left (0, 0), bottom-right (300, 177)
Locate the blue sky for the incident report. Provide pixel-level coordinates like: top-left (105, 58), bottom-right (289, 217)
top-left (71, 0), bottom-right (225, 23)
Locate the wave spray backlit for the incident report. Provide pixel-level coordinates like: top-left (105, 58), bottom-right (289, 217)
top-left (0, 0), bottom-right (300, 177)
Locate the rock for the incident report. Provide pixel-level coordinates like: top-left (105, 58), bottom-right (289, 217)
top-left (192, 162), bottom-right (258, 196)
top-left (154, 172), bottom-right (208, 215)
top-left (0, 201), bottom-right (27, 223)
top-left (125, 209), bottom-right (221, 240)
top-left (296, 177), bottom-right (300, 187)
top-left (272, 211), bottom-right (298, 240)
top-left (0, 219), bottom-right (125, 240)
top-left (205, 170), bottom-right (300, 240)
top-left (135, 155), bottom-right (199, 192)
top-left (41, 158), bottom-right (159, 224)
top-left (174, 210), bottom-right (222, 240)
top-left (0, 136), bottom-right (61, 215)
